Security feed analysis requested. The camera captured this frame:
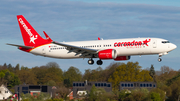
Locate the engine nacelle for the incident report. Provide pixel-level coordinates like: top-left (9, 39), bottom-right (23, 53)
top-left (98, 49), bottom-right (117, 59)
top-left (114, 56), bottom-right (131, 61)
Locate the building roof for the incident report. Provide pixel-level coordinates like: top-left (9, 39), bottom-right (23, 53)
top-left (0, 84), bottom-right (13, 100)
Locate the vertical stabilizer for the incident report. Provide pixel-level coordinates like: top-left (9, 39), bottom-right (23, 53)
top-left (17, 15), bottom-right (51, 47)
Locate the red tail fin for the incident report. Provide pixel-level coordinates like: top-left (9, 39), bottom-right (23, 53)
top-left (17, 15), bottom-right (52, 47)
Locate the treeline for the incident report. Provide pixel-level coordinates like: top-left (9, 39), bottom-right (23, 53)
top-left (0, 62), bottom-right (153, 88)
top-left (0, 62), bottom-right (180, 100)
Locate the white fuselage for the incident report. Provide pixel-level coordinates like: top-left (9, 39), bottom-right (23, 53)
top-left (29, 38), bottom-right (177, 59)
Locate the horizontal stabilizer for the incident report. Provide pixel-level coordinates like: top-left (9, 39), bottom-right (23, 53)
top-left (6, 43), bottom-right (34, 49)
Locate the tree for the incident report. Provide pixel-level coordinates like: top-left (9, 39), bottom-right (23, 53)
top-left (161, 66), bottom-right (173, 74)
top-left (89, 85), bottom-right (98, 101)
top-left (7, 64), bottom-right (13, 72)
top-left (63, 66), bottom-right (82, 87)
top-left (15, 64), bottom-right (20, 73)
top-left (108, 62), bottom-right (153, 89)
top-left (3, 63), bottom-right (7, 68)
top-left (21, 66), bottom-right (28, 70)
top-left (8, 75), bottom-right (20, 88)
top-left (156, 66), bottom-right (177, 84)
top-left (31, 66), bottom-right (48, 84)
top-left (0, 69), bottom-right (20, 88)
top-left (128, 89), bottom-right (148, 101)
top-left (63, 78), bottom-right (71, 88)
top-left (0, 71), bottom-right (5, 84)
top-left (46, 80), bottom-right (56, 86)
top-left (43, 63), bottom-right (63, 85)
top-left (82, 65), bottom-right (117, 82)
top-left (149, 64), bottom-right (156, 82)
top-left (17, 69), bottom-right (37, 84)
top-left (168, 80), bottom-right (180, 101)
top-left (150, 92), bottom-right (162, 101)
top-left (119, 89), bottom-right (131, 101)
top-left (54, 86), bottom-right (69, 99)
top-left (31, 63), bottom-right (63, 86)
top-left (46, 62), bottom-right (60, 68)
top-left (150, 88), bottom-right (165, 101)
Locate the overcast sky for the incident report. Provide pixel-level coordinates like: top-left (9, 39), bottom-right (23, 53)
top-left (0, 0), bottom-right (179, 72)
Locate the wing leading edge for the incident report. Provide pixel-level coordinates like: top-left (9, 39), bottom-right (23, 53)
top-left (52, 41), bottom-right (98, 58)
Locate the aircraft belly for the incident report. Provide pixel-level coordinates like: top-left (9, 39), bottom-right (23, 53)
top-left (115, 46), bottom-right (151, 56)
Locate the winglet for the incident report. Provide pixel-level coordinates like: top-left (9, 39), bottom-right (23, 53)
top-left (43, 31), bottom-right (53, 42)
top-left (98, 37), bottom-right (101, 40)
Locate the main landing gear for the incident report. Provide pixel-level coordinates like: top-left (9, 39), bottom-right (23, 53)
top-left (97, 60), bottom-right (103, 65)
top-left (88, 59), bottom-right (103, 65)
top-left (88, 59), bottom-right (94, 65)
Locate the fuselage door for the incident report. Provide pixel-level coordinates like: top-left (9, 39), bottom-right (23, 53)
top-left (42, 46), bottom-right (46, 54)
top-left (153, 40), bottom-right (157, 48)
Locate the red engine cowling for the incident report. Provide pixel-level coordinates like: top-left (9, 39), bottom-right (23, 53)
top-left (114, 56), bottom-right (131, 61)
top-left (98, 49), bottom-right (117, 59)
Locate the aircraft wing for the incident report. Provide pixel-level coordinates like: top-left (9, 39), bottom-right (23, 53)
top-left (52, 41), bottom-right (98, 57)
top-left (6, 43), bottom-right (34, 49)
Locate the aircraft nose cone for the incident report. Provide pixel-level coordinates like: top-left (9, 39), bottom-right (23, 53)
top-left (172, 44), bottom-right (177, 50)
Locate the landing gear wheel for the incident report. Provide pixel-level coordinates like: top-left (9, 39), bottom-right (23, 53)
top-left (88, 59), bottom-right (94, 65)
top-left (97, 60), bottom-right (103, 65)
top-left (158, 58), bottom-right (162, 62)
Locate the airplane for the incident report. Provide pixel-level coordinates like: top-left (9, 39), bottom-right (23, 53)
top-left (7, 15), bottom-right (177, 65)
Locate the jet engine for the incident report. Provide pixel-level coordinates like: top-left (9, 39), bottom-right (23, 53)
top-left (98, 49), bottom-right (117, 59)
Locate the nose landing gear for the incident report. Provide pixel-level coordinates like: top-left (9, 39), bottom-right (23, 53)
top-left (158, 58), bottom-right (162, 62)
top-left (158, 54), bottom-right (162, 62)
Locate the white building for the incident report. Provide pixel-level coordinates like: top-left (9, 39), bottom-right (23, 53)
top-left (0, 84), bottom-right (13, 100)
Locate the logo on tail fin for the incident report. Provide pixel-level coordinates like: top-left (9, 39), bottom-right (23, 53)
top-left (19, 18), bottom-right (37, 44)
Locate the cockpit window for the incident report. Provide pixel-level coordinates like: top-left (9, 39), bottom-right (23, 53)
top-left (162, 41), bottom-right (170, 43)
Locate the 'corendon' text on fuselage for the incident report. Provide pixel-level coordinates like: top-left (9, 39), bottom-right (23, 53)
top-left (114, 39), bottom-right (151, 47)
